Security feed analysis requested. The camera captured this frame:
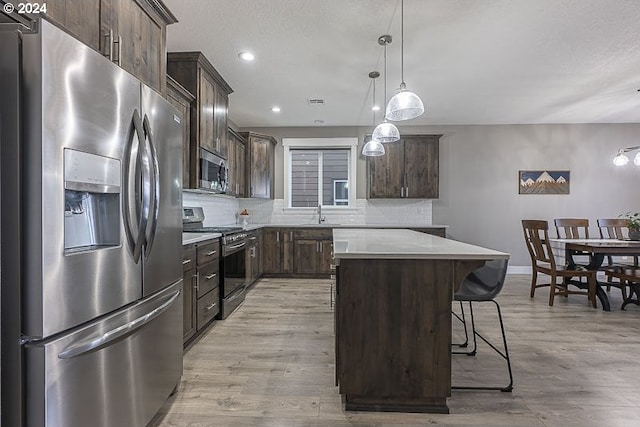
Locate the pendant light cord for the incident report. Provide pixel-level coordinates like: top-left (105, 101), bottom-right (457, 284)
top-left (400, 0), bottom-right (405, 85)
top-left (372, 76), bottom-right (376, 126)
top-left (383, 41), bottom-right (389, 123)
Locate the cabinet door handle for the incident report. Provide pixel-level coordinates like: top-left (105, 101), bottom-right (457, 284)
top-left (276, 231), bottom-right (280, 242)
top-left (193, 273), bottom-right (199, 291)
top-left (182, 259), bottom-right (192, 265)
top-left (320, 242), bottom-right (323, 252)
top-left (206, 250), bottom-right (217, 256)
top-left (113, 34), bottom-right (122, 65)
top-left (406, 185), bottom-right (409, 197)
top-left (205, 302), bottom-right (217, 311)
top-left (401, 187), bottom-right (404, 197)
top-left (205, 273), bottom-right (217, 280)
top-left (103, 29), bottom-right (114, 60)
top-left (290, 231), bottom-right (293, 241)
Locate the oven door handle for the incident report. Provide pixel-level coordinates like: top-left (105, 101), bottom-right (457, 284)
top-left (226, 285), bottom-right (247, 302)
top-left (226, 242), bottom-right (246, 252)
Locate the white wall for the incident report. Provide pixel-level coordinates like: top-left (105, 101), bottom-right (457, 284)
top-left (242, 124), bottom-right (640, 267)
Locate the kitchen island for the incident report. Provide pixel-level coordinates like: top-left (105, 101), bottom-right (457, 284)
top-left (332, 229), bottom-right (509, 414)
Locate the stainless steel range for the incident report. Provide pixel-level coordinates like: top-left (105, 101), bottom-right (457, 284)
top-left (183, 207), bottom-right (248, 318)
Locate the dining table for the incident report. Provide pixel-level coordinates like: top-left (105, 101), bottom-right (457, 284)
top-left (549, 238), bottom-right (640, 311)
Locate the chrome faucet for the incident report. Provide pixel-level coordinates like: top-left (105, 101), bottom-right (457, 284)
top-left (318, 204), bottom-right (326, 224)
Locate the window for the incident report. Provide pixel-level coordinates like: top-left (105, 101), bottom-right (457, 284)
top-left (289, 149), bottom-right (349, 207)
top-left (333, 180), bottom-right (348, 206)
top-left (283, 138), bottom-right (358, 208)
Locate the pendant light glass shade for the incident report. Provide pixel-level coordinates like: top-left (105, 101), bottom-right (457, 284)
top-left (362, 139), bottom-right (385, 156)
top-left (385, 83), bottom-right (425, 121)
top-left (372, 121), bottom-right (400, 143)
top-left (613, 152), bottom-right (629, 166)
top-left (385, 0), bottom-right (425, 122)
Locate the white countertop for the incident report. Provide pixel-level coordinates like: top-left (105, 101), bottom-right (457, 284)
top-left (259, 223), bottom-right (448, 228)
top-left (333, 229), bottom-right (509, 260)
top-left (182, 232), bottom-right (221, 245)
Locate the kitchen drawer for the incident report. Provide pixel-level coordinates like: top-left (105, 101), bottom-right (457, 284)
top-left (196, 286), bottom-right (220, 330)
top-left (197, 260), bottom-right (219, 298)
top-left (197, 239), bottom-right (220, 265)
top-left (182, 245), bottom-right (197, 273)
top-left (293, 228), bottom-right (332, 240)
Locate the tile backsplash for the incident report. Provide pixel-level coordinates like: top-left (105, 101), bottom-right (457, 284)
top-left (182, 192), bottom-right (434, 226)
top-left (183, 191), bottom-right (434, 226)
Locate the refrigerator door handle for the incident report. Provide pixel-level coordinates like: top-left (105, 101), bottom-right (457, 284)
top-left (133, 110), bottom-right (152, 263)
top-left (57, 289), bottom-right (181, 360)
top-left (123, 109), bottom-right (146, 261)
top-left (142, 114), bottom-right (160, 258)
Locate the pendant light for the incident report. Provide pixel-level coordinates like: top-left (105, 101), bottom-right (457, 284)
top-left (372, 35), bottom-right (400, 143)
top-left (613, 146), bottom-right (640, 166)
top-left (362, 71), bottom-right (385, 157)
top-left (385, 0), bottom-right (425, 122)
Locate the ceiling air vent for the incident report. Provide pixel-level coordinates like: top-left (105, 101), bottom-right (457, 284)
top-left (307, 98), bottom-right (325, 106)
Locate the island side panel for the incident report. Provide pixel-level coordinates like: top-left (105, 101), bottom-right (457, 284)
top-left (336, 258), bottom-right (455, 413)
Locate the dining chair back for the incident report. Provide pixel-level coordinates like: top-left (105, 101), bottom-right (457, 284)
top-left (522, 219), bottom-right (597, 307)
top-left (554, 218), bottom-right (590, 239)
top-left (597, 218), bottom-right (629, 239)
top-left (452, 259), bottom-right (513, 392)
top-left (522, 220), bottom-right (557, 269)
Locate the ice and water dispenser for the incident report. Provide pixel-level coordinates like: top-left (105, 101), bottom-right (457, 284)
top-left (64, 149), bottom-right (121, 252)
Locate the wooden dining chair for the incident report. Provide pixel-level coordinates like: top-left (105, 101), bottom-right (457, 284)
top-left (522, 220), bottom-right (597, 307)
top-left (597, 218), bottom-right (639, 302)
top-left (554, 218), bottom-right (592, 268)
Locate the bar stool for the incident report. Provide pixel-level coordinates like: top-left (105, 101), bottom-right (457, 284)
top-left (452, 258), bottom-right (514, 392)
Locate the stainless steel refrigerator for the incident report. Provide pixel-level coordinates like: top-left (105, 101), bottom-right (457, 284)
top-left (1, 20), bottom-right (183, 427)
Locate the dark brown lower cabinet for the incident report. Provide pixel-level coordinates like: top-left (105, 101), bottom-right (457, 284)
top-left (183, 238), bottom-right (220, 346)
top-left (182, 245), bottom-right (197, 343)
top-left (246, 229), bottom-right (263, 286)
top-left (262, 228), bottom-right (293, 275)
top-left (335, 257), bottom-right (484, 413)
top-left (293, 228), bottom-right (333, 277)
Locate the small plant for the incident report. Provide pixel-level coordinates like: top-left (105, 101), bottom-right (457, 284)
top-left (620, 211), bottom-right (640, 231)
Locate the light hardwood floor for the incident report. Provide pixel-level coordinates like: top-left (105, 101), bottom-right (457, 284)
top-left (151, 276), bottom-right (640, 427)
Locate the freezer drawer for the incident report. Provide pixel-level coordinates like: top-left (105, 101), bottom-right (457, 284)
top-left (24, 280), bottom-right (183, 427)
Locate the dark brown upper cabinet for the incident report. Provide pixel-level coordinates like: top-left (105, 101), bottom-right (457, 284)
top-left (40, 0), bottom-right (176, 93)
top-left (167, 52), bottom-right (233, 188)
top-left (227, 129), bottom-right (247, 197)
top-left (165, 76), bottom-right (195, 189)
top-left (240, 132), bottom-right (277, 199)
top-left (368, 134), bottom-right (441, 199)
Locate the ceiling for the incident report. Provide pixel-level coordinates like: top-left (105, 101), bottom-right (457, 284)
top-left (163, 0), bottom-right (640, 128)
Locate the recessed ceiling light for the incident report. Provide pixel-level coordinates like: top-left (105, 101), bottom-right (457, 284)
top-left (271, 106), bottom-right (281, 113)
top-left (314, 119), bottom-right (325, 124)
top-left (238, 51), bottom-right (255, 61)
top-left (371, 105), bottom-right (381, 111)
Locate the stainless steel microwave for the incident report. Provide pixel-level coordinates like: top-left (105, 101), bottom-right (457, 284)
top-left (199, 148), bottom-right (228, 193)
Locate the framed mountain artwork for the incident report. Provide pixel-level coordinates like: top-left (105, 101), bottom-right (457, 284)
top-left (519, 170), bottom-right (570, 194)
